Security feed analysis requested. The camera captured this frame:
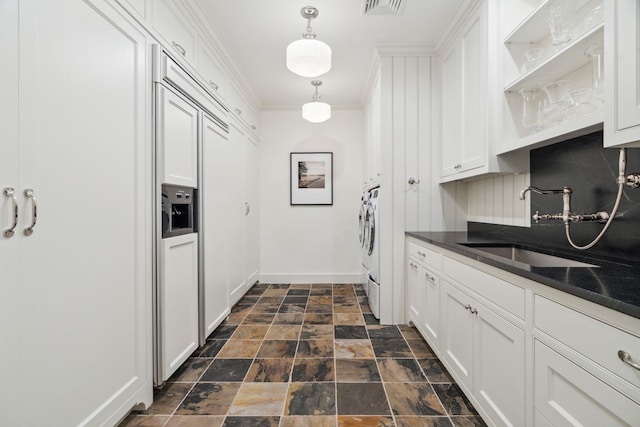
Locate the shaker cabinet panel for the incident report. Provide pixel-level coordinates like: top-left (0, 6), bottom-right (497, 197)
top-left (157, 86), bottom-right (199, 187)
top-left (605, 0), bottom-right (640, 147)
top-left (151, 0), bottom-right (197, 63)
top-left (1, 0), bottom-right (153, 424)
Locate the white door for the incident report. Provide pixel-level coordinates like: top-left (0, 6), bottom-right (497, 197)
top-left (474, 302), bottom-right (525, 427)
top-left (2, 0), bottom-right (153, 425)
top-left (160, 233), bottom-right (199, 381)
top-left (441, 281), bottom-right (474, 391)
top-left (406, 259), bottom-right (422, 326)
top-left (422, 267), bottom-right (440, 349)
top-left (228, 121), bottom-right (246, 304)
top-left (202, 115), bottom-right (230, 338)
top-left (157, 85), bottom-right (199, 187)
top-left (244, 138), bottom-right (260, 287)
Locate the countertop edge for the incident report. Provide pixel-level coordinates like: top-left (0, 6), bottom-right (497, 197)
top-left (406, 231), bottom-right (640, 321)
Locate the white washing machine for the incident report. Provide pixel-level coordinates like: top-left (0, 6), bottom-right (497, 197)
top-left (365, 187), bottom-right (380, 319)
top-left (358, 188), bottom-right (371, 295)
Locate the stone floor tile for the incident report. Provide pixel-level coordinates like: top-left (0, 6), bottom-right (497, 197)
top-left (334, 339), bottom-right (375, 359)
top-left (285, 383), bottom-right (336, 415)
top-left (175, 383), bottom-right (241, 415)
top-left (336, 383), bottom-right (391, 415)
top-left (450, 416), bottom-right (488, 427)
top-left (300, 325), bottom-right (334, 340)
top-left (291, 358), bottom-right (335, 382)
top-left (222, 416), bottom-right (280, 427)
top-left (265, 325), bottom-right (301, 340)
top-left (230, 325), bottom-right (270, 340)
top-left (333, 313), bottom-right (365, 326)
top-left (217, 340), bottom-right (261, 358)
top-left (395, 416), bottom-right (454, 427)
top-left (334, 325), bottom-right (368, 339)
top-left (200, 359), bottom-right (252, 382)
top-left (228, 383), bottom-right (289, 416)
top-left (337, 415), bottom-right (394, 426)
top-left (146, 382), bottom-right (193, 415)
top-left (370, 339), bottom-right (413, 358)
top-left (274, 313), bottom-right (305, 325)
top-left (256, 340), bottom-right (298, 358)
top-left (168, 358), bottom-right (212, 383)
top-left (366, 325), bottom-right (404, 340)
top-left (335, 359), bottom-right (381, 382)
top-left (384, 383), bottom-right (446, 416)
top-left (432, 384), bottom-right (479, 416)
top-left (165, 415), bottom-right (225, 427)
top-left (418, 359), bottom-right (454, 383)
top-left (118, 415), bottom-right (170, 426)
top-left (377, 358), bottom-right (427, 382)
top-left (245, 358), bottom-right (293, 382)
top-left (281, 415), bottom-right (336, 427)
top-left (296, 339), bottom-right (334, 358)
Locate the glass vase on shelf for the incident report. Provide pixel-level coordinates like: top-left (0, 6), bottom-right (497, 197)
top-left (518, 88), bottom-right (545, 134)
top-left (542, 80), bottom-right (573, 126)
top-left (585, 42), bottom-right (604, 106)
top-left (520, 48), bottom-right (544, 74)
top-left (547, 0), bottom-right (577, 47)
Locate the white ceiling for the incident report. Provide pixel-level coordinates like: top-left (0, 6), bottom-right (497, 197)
top-left (195, 0), bottom-right (467, 109)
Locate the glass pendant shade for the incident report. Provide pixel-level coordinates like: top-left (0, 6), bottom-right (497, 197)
top-left (287, 38), bottom-right (332, 78)
top-left (302, 101), bottom-right (331, 123)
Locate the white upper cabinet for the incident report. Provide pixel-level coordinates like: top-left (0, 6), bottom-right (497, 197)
top-left (440, 2), bottom-right (487, 180)
top-left (604, 0), bottom-right (640, 147)
top-left (499, 0), bottom-right (606, 154)
top-left (151, 0), bottom-right (198, 63)
top-left (198, 41), bottom-right (227, 100)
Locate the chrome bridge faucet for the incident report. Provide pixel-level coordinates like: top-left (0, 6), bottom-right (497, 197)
top-left (519, 185), bottom-right (609, 224)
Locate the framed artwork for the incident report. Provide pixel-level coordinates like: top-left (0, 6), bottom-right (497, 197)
top-left (290, 152), bottom-right (333, 205)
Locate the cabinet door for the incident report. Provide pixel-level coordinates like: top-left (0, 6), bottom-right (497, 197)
top-left (459, 5), bottom-right (486, 172)
top-left (440, 41), bottom-right (463, 178)
top-left (157, 86), bottom-right (199, 187)
top-left (407, 258), bottom-right (422, 326)
top-left (160, 233), bottom-right (199, 381)
top-left (441, 281), bottom-right (475, 391)
top-left (12, 0), bottom-right (152, 424)
top-left (244, 138), bottom-right (260, 286)
top-left (604, 0), bottom-right (640, 147)
top-left (535, 340), bottom-right (640, 426)
top-left (151, 0), bottom-right (197, 62)
top-left (199, 42), bottom-right (226, 100)
top-left (202, 116), bottom-right (230, 338)
top-left (474, 301), bottom-right (525, 427)
top-left (228, 122), bottom-right (247, 304)
top-left (422, 267), bottom-right (440, 349)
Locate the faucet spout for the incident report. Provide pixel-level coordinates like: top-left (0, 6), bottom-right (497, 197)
top-left (519, 186), bottom-right (566, 200)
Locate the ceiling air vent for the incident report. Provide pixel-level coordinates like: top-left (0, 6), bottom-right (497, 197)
top-left (363, 0), bottom-right (405, 15)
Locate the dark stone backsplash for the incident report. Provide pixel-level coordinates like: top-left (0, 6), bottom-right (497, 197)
top-left (470, 131), bottom-right (640, 263)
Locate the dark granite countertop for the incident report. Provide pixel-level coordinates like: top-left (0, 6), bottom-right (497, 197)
top-left (406, 231), bottom-right (640, 320)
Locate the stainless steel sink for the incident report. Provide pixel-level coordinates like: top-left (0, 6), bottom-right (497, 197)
top-left (461, 244), bottom-right (599, 268)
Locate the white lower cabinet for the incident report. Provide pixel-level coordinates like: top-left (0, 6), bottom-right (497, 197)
top-left (407, 237), bottom-right (640, 427)
top-left (441, 279), bottom-right (526, 427)
top-left (160, 233), bottom-right (199, 381)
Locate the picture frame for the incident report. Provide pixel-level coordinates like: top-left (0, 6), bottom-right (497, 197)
top-left (290, 152), bottom-right (333, 205)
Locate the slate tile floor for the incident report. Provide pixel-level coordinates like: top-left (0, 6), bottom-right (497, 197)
top-left (120, 283), bottom-right (487, 427)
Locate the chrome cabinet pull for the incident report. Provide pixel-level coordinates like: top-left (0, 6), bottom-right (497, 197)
top-left (470, 307), bottom-right (478, 315)
top-left (23, 188), bottom-right (37, 236)
top-left (425, 272), bottom-right (435, 282)
top-left (3, 187), bottom-right (18, 238)
top-left (618, 350), bottom-right (640, 371)
top-left (235, 108), bottom-right (242, 115)
top-left (251, 125), bottom-right (256, 131)
top-left (172, 41), bottom-right (186, 57)
top-left (245, 202), bottom-right (250, 216)
top-left (408, 177), bottom-right (420, 185)
top-left (417, 251), bottom-right (426, 258)
top-left (464, 304), bottom-right (472, 311)
top-left (209, 81), bottom-right (219, 90)
top-left (410, 262), bottom-right (418, 271)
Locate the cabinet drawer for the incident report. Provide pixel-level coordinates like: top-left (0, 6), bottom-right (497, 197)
top-left (444, 257), bottom-right (525, 320)
top-left (534, 295), bottom-right (640, 391)
top-left (407, 241), bottom-right (442, 271)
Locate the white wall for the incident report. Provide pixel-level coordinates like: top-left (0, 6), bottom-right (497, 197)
top-left (466, 173), bottom-right (531, 226)
top-left (258, 109), bottom-right (365, 284)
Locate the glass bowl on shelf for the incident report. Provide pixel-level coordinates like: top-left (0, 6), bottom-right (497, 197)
top-left (563, 88), bottom-right (600, 121)
top-left (541, 80), bottom-right (573, 126)
top-left (520, 48), bottom-right (544, 74)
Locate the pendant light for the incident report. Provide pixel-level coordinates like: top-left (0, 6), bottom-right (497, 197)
top-left (302, 80), bottom-right (331, 123)
top-left (286, 6), bottom-right (332, 78)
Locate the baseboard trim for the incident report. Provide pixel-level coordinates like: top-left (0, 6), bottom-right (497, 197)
top-left (259, 273), bottom-right (367, 284)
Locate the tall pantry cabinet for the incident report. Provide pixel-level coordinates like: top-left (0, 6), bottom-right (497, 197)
top-left (0, 0), bottom-right (153, 425)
